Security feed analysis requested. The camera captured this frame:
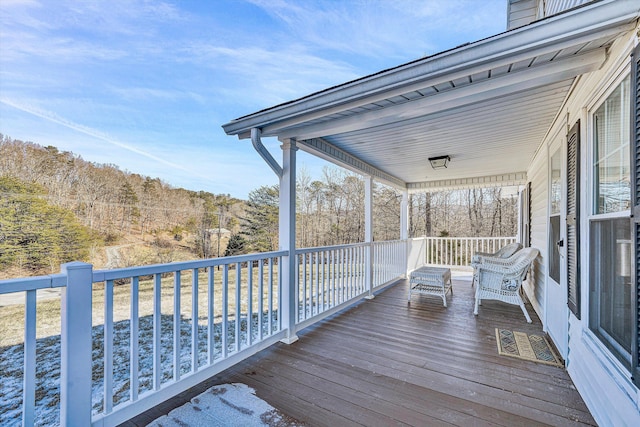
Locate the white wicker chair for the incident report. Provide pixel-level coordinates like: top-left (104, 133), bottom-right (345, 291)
top-left (473, 247), bottom-right (539, 323)
top-left (471, 242), bottom-right (522, 287)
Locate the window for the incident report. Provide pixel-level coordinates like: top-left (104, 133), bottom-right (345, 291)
top-left (589, 76), bottom-right (632, 367)
top-left (548, 147), bottom-right (561, 284)
top-left (593, 78), bottom-right (631, 213)
top-left (589, 218), bottom-right (632, 358)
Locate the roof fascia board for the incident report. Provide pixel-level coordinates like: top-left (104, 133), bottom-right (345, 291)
top-left (295, 137), bottom-right (406, 189)
top-left (222, 0), bottom-right (639, 137)
top-left (260, 27), bottom-right (629, 137)
top-left (407, 172), bottom-right (527, 193)
top-left (277, 47), bottom-right (605, 141)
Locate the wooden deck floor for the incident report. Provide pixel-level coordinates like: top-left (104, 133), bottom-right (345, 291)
top-left (123, 276), bottom-right (596, 427)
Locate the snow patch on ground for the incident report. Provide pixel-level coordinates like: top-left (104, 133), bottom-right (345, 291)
top-left (0, 313), bottom-right (279, 426)
top-left (147, 383), bottom-right (304, 427)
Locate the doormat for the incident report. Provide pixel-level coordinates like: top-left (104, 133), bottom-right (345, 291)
top-left (495, 328), bottom-right (563, 367)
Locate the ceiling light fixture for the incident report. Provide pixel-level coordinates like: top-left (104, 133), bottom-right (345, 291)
top-left (428, 155), bottom-right (450, 169)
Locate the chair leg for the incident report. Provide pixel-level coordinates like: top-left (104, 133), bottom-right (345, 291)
top-left (473, 295), bottom-right (479, 315)
top-left (519, 301), bottom-right (532, 323)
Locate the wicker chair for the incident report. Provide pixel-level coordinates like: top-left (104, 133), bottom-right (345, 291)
top-left (473, 247), bottom-right (539, 323)
top-left (471, 242), bottom-right (522, 287)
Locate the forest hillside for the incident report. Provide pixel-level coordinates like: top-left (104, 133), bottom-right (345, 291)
top-left (0, 135), bottom-right (518, 278)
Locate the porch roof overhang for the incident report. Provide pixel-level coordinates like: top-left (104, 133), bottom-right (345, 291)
top-left (222, 0), bottom-right (640, 191)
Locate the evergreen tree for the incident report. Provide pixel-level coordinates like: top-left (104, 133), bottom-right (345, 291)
top-left (0, 176), bottom-right (94, 272)
top-left (224, 233), bottom-right (247, 256)
top-left (241, 185), bottom-right (279, 252)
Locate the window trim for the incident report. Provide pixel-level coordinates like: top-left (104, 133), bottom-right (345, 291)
top-left (586, 69), bottom-right (633, 370)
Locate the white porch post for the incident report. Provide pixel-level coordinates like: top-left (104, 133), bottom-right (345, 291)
top-left (60, 261), bottom-right (93, 427)
top-left (364, 176), bottom-right (374, 299)
top-left (279, 139), bottom-right (299, 344)
top-left (400, 190), bottom-right (409, 276)
top-left (400, 190), bottom-right (409, 240)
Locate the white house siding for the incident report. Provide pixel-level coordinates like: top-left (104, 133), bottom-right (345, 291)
top-left (530, 27), bottom-right (640, 425)
top-left (525, 149), bottom-right (548, 319)
top-left (507, 0), bottom-right (540, 29)
top-left (507, 0), bottom-right (592, 30)
top-left (543, 0), bottom-right (592, 17)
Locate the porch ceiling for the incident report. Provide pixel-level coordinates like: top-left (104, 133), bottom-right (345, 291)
top-left (222, 0), bottom-right (640, 191)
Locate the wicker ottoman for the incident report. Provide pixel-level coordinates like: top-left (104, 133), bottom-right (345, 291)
top-left (408, 266), bottom-right (453, 307)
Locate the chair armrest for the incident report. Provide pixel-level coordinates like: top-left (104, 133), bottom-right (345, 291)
top-left (473, 255), bottom-right (513, 269)
top-left (471, 251), bottom-right (497, 265)
top-left (474, 251), bottom-right (496, 258)
top-left (476, 259), bottom-right (529, 275)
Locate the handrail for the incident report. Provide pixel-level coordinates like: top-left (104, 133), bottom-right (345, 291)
top-left (0, 273), bottom-right (66, 293)
top-left (296, 241), bottom-right (369, 254)
top-left (92, 250), bottom-right (287, 281)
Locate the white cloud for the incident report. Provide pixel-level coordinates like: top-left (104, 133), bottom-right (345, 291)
top-left (245, 0), bottom-right (504, 59)
top-left (0, 98), bottom-right (205, 178)
top-left (184, 43), bottom-right (361, 106)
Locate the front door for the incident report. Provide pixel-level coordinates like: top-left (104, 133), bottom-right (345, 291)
top-left (546, 137), bottom-right (568, 358)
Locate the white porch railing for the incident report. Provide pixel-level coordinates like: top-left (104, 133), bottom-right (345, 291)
top-left (424, 236), bottom-right (517, 266)
top-left (294, 240), bottom-right (406, 330)
top-left (0, 240), bottom-right (408, 427)
top-left (0, 236), bottom-right (513, 426)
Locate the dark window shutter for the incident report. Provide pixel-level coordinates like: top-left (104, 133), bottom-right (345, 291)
top-left (631, 44), bottom-right (640, 388)
top-left (567, 120), bottom-right (580, 319)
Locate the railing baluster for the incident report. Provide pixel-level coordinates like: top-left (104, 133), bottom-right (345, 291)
top-left (248, 261), bottom-right (253, 347)
top-left (312, 253), bottom-right (317, 314)
top-left (278, 255), bottom-right (283, 331)
top-left (153, 274), bottom-right (161, 390)
top-left (349, 247), bottom-right (354, 298)
top-left (302, 253), bottom-right (307, 320)
top-left (258, 259), bottom-right (264, 341)
top-left (272, 257), bottom-right (286, 332)
top-left (344, 248), bottom-right (348, 301)
top-left (207, 267), bottom-right (215, 364)
top-left (267, 258), bottom-right (273, 335)
top-left (320, 251), bottom-right (327, 312)
top-left (356, 247), bottom-right (361, 293)
top-left (235, 263), bottom-right (241, 353)
top-left (191, 268), bottom-right (199, 372)
top-left (130, 277), bottom-right (139, 402)
top-left (173, 271), bottom-right (181, 381)
top-left (327, 250), bottom-right (334, 308)
top-left (314, 253), bottom-right (319, 315)
top-left (104, 279), bottom-right (114, 414)
top-left (222, 265), bottom-right (228, 358)
top-left (339, 248), bottom-right (342, 301)
top-left (309, 253), bottom-right (318, 317)
top-left (22, 289), bottom-right (36, 427)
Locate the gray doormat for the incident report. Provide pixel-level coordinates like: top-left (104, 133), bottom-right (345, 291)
top-left (495, 328), bottom-right (563, 367)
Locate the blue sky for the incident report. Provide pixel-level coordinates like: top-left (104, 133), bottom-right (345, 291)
top-left (0, 0), bottom-right (506, 198)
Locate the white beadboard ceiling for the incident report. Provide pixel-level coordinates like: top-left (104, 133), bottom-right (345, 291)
top-left (222, 0), bottom-right (640, 191)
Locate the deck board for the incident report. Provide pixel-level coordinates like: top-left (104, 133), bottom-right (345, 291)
top-left (122, 277), bottom-right (596, 426)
